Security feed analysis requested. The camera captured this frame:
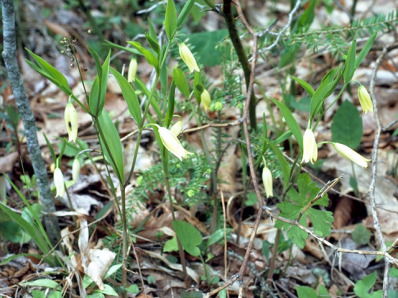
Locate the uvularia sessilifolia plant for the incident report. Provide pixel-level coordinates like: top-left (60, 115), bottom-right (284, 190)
top-left (26, 0), bottom-right (379, 293)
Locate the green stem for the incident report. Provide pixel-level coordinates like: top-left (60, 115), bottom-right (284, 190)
top-left (223, 0), bottom-right (257, 130)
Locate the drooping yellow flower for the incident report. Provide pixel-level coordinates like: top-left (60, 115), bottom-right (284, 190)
top-left (72, 158), bottom-right (81, 182)
top-left (64, 102), bottom-right (78, 143)
top-left (332, 143), bottom-right (370, 168)
top-left (262, 161), bottom-right (273, 198)
top-left (127, 58), bottom-right (138, 83)
top-left (170, 119), bottom-right (183, 137)
top-left (201, 89), bottom-right (211, 111)
top-left (156, 125), bottom-right (193, 161)
top-left (302, 128), bottom-right (318, 164)
top-left (54, 167), bottom-right (65, 197)
top-left (358, 85), bottom-right (373, 114)
top-left (179, 43), bottom-right (200, 73)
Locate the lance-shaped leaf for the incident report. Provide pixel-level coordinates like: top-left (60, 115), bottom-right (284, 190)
top-left (89, 51), bottom-right (111, 117)
top-left (165, 0), bottom-right (177, 40)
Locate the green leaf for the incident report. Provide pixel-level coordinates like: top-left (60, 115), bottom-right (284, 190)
top-left (128, 41), bottom-right (158, 71)
top-left (173, 220), bottom-right (202, 256)
top-left (296, 0), bottom-right (316, 33)
top-left (266, 140), bottom-right (291, 190)
top-left (355, 33), bottom-right (377, 69)
top-left (354, 272), bottom-right (378, 298)
top-left (177, 0), bottom-right (196, 28)
top-left (165, 0), bottom-right (177, 40)
top-left (296, 286), bottom-right (318, 298)
top-left (0, 221), bottom-right (28, 243)
top-left (275, 173), bottom-right (333, 248)
top-left (163, 236), bottom-right (178, 253)
top-left (109, 67), bottom-right (142, 126)
top-left (25, 48), bottom-right (72, 95)
top-left (290, 76), bottom-right (315, 97)
top-left (89, 51), bottom-right (110, 117)
top-left (32, 290), bottom-right (46, 298)
top-left (104, 264), bottom-right (122, 279)
top-left (331, 100), bottom-right (363, 148)
top-left (22, 279), bottom-right (59, 289)
top-left (97, 110), bottom-right (124, 183)
top-left (173, 68), bottom-right (190, 98)
top-left (344, 38), bottom-right (357, 84)
top-left (94, 284), bottom-right (118, 296)
top-left (126, 284), bottom-right (140, 294)
top-left (48, 291), bottom-right (62, 298)
top-left (187, 30), bottom-right (229, 67)
top-left (270, 97), bottom-right (303, 150)
top-left (207, 228), bottom-right (232, 247)
top-left (145, 33), bottom-right (160, 55)
top-left (352, 224), bottom-right (371, 245)
top-left (165, 82), bottom-right (176, 127)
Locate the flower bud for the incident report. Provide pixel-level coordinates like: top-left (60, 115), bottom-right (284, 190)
top-left (358, 85), bottom-right (373, 114)
top-left (262, 164), bottom-right (273, 198)
top-left (302, 128), bottom-right (318, 164)
top-left (179, 43), bottom-right (200, 73)
top-left (332, 142), bottom-right (370, 168)
top-left (54, 167), bottom-right (65, 197)
top-left (201, 89), bottom-right (211, 111)
top-left (64, 102), bottom-right (78, 143)
top-left (72, 158), bottom-right (81, 182)
top-left (170, 119), bottom-right (183, 137)
top-left (127, 58), bottom-right (138, 83)
top-left (156, 125), bottom-right (193, 161)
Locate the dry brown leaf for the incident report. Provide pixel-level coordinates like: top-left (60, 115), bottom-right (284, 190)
top-left (0, 151), bottom-right (19, 173)
top-left (333, 196), bottom-right (355, 229)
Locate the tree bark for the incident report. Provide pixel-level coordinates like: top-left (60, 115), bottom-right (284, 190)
top-left (2, 0), bottom-right (59, 243)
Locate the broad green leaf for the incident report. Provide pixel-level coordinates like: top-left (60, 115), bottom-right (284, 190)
top-left (177, 0), bottom-right (196, 28)
top-left (147, 18), bottom-right (157, 41)
top-left (94, 284), bottom-right (118, 296)
top-left (207, 228), bottom-right (232, 247)
top-left (173, 68), bottom-right (190, 98)
top-left (310, 65), bottom-right (342, 120)
top-left (0, 221), bottom-right (28, 243)
top-left (145, 33), bottom-right (160, 55)
top-left (270, 97), bottom-right (303, 150)
top-left (354, 272), bottom-right (378, 298)
top-left (165, 0), bottom-right (177, 40)
top-left (32, 290), bottom-right (46, 298)
top-left (331, 100), bottom-right (363, 148)
top-left (355, 33), bottom-right (377, 69)
top-left (48, 291), bottom-right (62, 298)
top-left (352, 224), bottom-right (371, 245)
top-left (344, 38), bottom-right (357, 84)
top-left (126, 284), bottom-right (140, 294)
top-left (296, 286), bottom-right (318, 298)
top-left (290, 76), bottom-right (314, 97)
top-left (109, 67), bottom-right (142, 126)
top-left (89, 51), bottom-right (110, 117)
top-left (173, 220), bottom-right (202, 256)
top-left (187, 30), bottom-right (228, 67)
top-left (104, 264), bottom-right (122, 279)
top-left (296, 0), bottom-right (316, 33)
top-left (275, 173), bottom-right (333, 248)
top-left (267, 140), bottom-right (291, 190)
top-left (97, 110), bottom-right (124, 182)
top-left (25, 49), bottom-right (72, 95)
top-left (128, 41), bottom-right (158, 71)
top-left (163, 236), bottom-right (178, 253)
top-left (22, 279), bottom-right (59, 288)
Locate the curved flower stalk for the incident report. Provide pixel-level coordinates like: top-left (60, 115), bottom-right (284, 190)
top-left (332, 142), bottom-right (370, 168)
top-left (156, 125), bottom-right (193, 161)
top-left (357, 85), bottom-right (373, 114)
top-left (64, 101), bottom-right (78, 143)
top-left (179, 43), bottom-right (200, 73)
top-left (302, 128), bottom-right (318, 164)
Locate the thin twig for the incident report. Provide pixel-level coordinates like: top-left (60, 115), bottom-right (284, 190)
top-left (369, 43), bottom-right (391, 298)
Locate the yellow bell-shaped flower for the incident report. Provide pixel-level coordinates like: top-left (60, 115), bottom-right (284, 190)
top-left (156, 125), bottom-right (193, 161)
top-left (128, 58), bottom-right (138, 83)
top-left (302, 128), bottom-right (318, 164)
top-left (201, 89), bottom-right (211, 111)
top-left (64, 102), bottom-right (78, 143)
top-left (332, 142), bottom-right (370, 168)
top-left (54, 167), bottom-right (65, 197)
top-left (179, 43), bottom-right (200, 73)
top-left (358, 85), bottom-right (373, 113)
top-left (170, 119), bottom-right (183, 137)
top-left (262, 161), bottom-right (273, 198)
top-left (72, 158), bottom-right (81, 183)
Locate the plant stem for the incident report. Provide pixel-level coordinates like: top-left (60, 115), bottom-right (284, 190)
top-left (223, 0), bottom-right (257, 130)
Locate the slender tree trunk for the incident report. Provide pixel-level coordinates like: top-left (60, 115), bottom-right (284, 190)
top-left (2, 0), bottom-right (59, 243)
